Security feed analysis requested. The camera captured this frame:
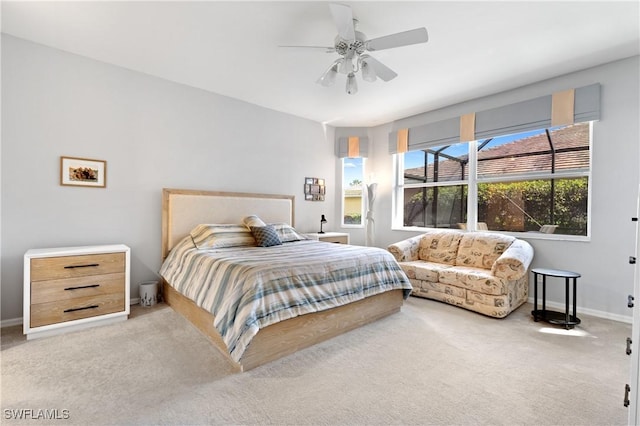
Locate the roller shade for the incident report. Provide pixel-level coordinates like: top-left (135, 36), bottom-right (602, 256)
top-left (336, 136), bottom-right (369, 158)
top-left (389, 83), bottom-right (600, 153)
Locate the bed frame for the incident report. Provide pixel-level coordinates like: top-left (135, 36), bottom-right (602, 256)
top-left (161, 188), bottom-right (404, 372)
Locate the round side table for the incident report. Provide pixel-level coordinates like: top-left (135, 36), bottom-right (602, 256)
top-left (531, 268), bottom-right (581, 329)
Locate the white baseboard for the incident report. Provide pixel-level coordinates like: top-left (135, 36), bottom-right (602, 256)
top-left (0, 317), bottom-right (23, 328)
top-left (3, 298), bottom-right (631, 327)
top-left (527, 297), bottom-right (632, 324)
top-left (1, 299), bottom-right (144, 329)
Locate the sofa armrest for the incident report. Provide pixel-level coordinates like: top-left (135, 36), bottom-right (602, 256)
top-left (387, 235), bottom-right (424, 262)
top-left (491, 239), bottom-right (534, 280)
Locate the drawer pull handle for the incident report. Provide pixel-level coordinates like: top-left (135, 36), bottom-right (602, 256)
top-left (64, 305), bottom-right (99, 313)
top-left (624, 384), bottom-right (631, 407)
top-left (64, 263), bottom-right (99, 269)
top-left (64, 284), bottom-right (100, 291)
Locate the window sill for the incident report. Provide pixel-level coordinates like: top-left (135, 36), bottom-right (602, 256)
top-left (391, 226), bottom-right (590, 242)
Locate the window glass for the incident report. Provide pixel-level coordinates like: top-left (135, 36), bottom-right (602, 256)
top-left (478, 177), bottom-right (588, 235)
top-left (343, 157), bottom-right (364, 226)
top-left (477, 124), bottom-right (590, 179)
top-left (403, 143), bottom-right (469, 184)
top-left (404, 185), bottom-right (468, 228)
top-left (395, 122), bottom-right (591, 237)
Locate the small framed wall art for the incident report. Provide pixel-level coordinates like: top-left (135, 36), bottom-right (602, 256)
top-left (60, 156), bottom-right (107, 188)
top-left (304, 177), bottom-right (325, 201)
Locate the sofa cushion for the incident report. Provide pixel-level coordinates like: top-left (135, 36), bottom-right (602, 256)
top-left (439, 265), bottom-right (507, 295)
top-left (400, 260), bottom-right (453, 282)
top-left (418, 232), bottom-right (463, 265)
top-left (455, 232), bottom-right (515, 269)
top-left (412, 279), bottom-right (466, 299)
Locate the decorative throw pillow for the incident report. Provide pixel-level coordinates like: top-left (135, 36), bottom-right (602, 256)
top-left (456, 233), bottom-right (515, 269)
top-left (268, 223), bottom-right (308, 243)
top-left (190, 224), bottom-right (256, 249)
top-left (418, 231), bottom-right (463, 265)
top-left (250, 225), bottom-right (282, 247)
top-left (242, 215), bottom-right (266, 228)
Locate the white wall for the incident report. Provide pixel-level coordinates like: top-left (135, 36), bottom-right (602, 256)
top-left (1, 35), bottom-right (336, 321)
top-left (3, 34), bottom-right (638, 323)
top-left (365, 56), bottom-right (640, 320)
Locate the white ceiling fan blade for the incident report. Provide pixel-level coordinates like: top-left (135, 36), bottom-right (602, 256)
top-left (362, 56), bottom-right (398, 82)
top-left (366, 27), bottom-right (428, 51)
top-left (329, 3), bottom-right (355, 41)
top-left (279, 45), bottom-right (336, 53)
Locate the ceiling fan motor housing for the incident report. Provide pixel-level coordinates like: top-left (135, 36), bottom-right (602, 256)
top-left (334, 31), bottom-right (367, 57)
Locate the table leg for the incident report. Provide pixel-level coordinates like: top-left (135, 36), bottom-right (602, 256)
top-left (565, 277), bottom-right (570, 329)
top-left (533, 272), bottom-right (538, 320)
top-left (573, 277), bottom-right (577, 320)
top-left (542, 275), bottom-right (546, 313)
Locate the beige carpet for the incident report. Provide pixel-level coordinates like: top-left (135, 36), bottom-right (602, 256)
top-left (1, 297), bottom-right (632, 425)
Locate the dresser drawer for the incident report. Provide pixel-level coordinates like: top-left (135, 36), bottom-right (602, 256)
top-left (31, 292), bottom-right (126, 328)
top-left (31, 272), bottom-right (125, 305)
top-left (31, 253), bottom-right (125, 281)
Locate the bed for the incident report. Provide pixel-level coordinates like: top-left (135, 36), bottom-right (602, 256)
top-left (160, 188), bottom-right (412, 372)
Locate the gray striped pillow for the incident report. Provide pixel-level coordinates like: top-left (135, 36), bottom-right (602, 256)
top-left (268, 223), bottom-right (308, 243)
top-left (190, 224), bottom-right (256, 249)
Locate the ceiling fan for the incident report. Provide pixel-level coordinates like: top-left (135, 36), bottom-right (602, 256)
top-left (282, 3), bottom-right (429, 95)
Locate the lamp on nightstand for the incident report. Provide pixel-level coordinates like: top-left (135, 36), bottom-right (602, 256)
top-left (319, 214), bottom-right (327, 234)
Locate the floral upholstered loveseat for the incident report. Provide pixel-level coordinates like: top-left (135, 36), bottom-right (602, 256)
top-left (388, 230), bottom-right (534, 318)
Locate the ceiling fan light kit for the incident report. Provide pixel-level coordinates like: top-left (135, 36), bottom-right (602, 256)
top-left (346, 72), bottom-right (358, 95)
top-left (290, 3), bottom-right (429, 95)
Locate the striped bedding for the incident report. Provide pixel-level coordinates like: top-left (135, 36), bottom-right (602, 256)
top-left (159, 237), bottom-right (412, 362)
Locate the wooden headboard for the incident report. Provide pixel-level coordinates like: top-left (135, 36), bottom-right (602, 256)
top-left (161, 188), bottom-right (295, 260)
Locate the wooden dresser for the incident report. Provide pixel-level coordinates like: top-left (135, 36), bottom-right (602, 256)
top-left (23, 244), bottom-right (130, 340)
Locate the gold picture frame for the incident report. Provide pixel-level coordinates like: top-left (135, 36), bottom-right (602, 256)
top-left (60, 156), bottom-right (107, 188)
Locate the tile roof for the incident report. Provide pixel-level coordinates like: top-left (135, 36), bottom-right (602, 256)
top-left (405, 123), bottom-right (590, 182)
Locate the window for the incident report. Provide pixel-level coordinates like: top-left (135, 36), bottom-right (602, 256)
top-left (402, 142), bottom-right (469, 228)
top-left (342, 157), bottom-right (365, 226)
top-left (395, 122), bottom-right (591, 236)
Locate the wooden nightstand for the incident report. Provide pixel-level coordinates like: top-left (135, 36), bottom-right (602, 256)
top-left (305, 232), bottom-right (350, 244)
top-left (23, 244), bottom-right (130, 340)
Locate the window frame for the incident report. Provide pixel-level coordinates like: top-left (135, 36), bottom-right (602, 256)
top-left (392, 123), bottom-right (593, 241)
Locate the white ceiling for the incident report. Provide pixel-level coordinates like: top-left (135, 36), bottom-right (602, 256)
top-left (2, 1), bottom-right (639, 127)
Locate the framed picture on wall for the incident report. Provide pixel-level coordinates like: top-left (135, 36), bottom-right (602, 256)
top-left (60, 156), bottom-right (107, 188)
top-left (304, 176), bottom-right (325, 201)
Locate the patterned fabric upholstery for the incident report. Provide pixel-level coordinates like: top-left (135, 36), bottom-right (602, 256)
top-left (418, 232), bottom-right (463, 265)
top-left (492, 239), bottom-right (534, 280)
top-left (438, 266), bottom-right (507, 296)
top-left (388, 229), bottom-right (534, 318)
top-left (250, 225), bottom-right (282, 247)
top-left (399, 260), bottom-right (452, 282)
top-left (455, 232), bottom-right (516, 269)
top-left (387, 235), bottom-right (423, 262)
